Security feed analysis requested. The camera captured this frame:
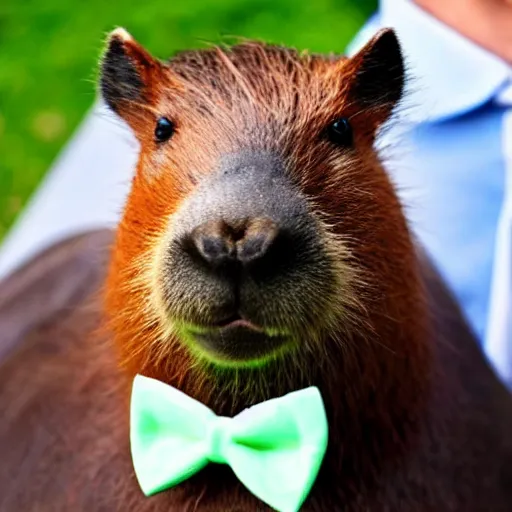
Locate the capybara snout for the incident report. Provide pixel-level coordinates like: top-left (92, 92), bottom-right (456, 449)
top-left (155, 150), bottom-right (345, 364)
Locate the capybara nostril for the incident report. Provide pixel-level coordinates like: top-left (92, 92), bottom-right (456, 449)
top-left (236, 217), bottom-right (278, 264)
top-left (191, 220), bottom-right (236, 266)
top-left (190, 217), bottom-right (279, 268)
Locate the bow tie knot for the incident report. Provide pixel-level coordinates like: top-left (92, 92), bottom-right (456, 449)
top-left (206, 416), bottom-right (232, 464)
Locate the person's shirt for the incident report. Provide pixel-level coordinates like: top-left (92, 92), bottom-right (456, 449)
top-left (348, 0), bottom-right (512, 387)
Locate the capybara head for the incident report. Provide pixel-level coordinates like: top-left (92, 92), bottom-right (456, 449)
top-left (101, 28), bottom-right (428, 415)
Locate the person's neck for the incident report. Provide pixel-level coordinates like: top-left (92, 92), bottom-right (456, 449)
top-left (415, 0), bottom-right (512, 64)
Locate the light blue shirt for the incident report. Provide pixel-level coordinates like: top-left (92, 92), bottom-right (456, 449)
top-left (349, 0), bottom-right (512, 386)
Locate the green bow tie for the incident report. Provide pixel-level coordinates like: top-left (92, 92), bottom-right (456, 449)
top-left (130, 375), bottom-right (328, 512)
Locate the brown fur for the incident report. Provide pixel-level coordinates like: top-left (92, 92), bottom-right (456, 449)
top-left (0, 32), bottom-right (511, 511)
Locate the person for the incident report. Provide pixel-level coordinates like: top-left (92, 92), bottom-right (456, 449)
top-left (0, 0), bottom-right (510, 387)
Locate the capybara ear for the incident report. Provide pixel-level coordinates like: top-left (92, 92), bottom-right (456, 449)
top-left (346, 28), bottom-right (405, 118)
top-left (100, 28), bottom-right (165, 118)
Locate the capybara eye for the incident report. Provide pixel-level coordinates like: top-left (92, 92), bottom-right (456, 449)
top-left (328, 118), bottom-right (352, 147)
top-left (155, 117), bottom-right (175, 143)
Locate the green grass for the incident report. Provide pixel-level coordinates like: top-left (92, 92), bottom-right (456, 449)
top-left (0, 0), bottom-right (375, 240)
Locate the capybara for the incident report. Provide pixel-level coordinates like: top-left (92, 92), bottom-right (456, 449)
top-left (0, 27), bottom-right (511, 511)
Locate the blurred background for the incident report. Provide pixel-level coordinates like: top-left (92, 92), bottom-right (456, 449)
top-left (0, 0), bottom-right (375, 241)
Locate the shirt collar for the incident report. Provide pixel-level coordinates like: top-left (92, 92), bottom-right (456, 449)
top-left (348, 0), bottom-right (512, 122)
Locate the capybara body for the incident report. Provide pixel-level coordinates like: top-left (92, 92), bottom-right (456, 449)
top-left (0, 29), bottom-right (511, 511)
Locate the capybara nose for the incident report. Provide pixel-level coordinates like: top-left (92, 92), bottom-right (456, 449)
top-left (190, 217), bottom-right (279, 267)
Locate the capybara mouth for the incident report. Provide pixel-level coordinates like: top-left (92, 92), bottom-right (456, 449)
top-left (178, 320), bottom-right (292, 366)
top-left (212, 314), bottom-right (259, 330)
